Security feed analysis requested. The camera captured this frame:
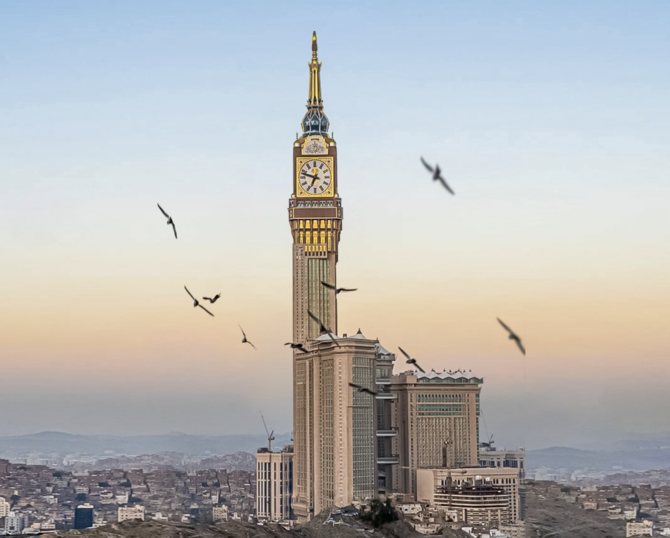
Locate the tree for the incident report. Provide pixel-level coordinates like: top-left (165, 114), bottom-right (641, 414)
top-left (360, 499), bottom-right (398, 528)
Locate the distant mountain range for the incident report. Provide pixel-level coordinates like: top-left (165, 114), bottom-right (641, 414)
top-left (526, 445), bottom-right (670, 472)
top-left (2, 431), bottom-right (670, 474)
top-left (0, 431), bottom-right (293, 458)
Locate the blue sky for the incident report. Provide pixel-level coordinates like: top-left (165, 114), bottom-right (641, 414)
top-left (1, 1), bottom-right (669, 448)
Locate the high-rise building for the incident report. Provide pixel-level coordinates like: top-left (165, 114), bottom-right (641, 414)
top-left (289, 33), bottom-right (380, 521)
top-left (74, 503), bottom-right (94, 529)
top-left (256, 445), bottom-right (294, 521)
top-left (391, 370), bottom-right (483, 496)
top-left (292, 331), bottom-right (379, 520)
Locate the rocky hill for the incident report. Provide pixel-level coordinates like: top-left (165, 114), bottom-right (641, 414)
top-left (525, 481), bottom-right (624, 538)
top-left (52, 515), bottom-right (470, 538)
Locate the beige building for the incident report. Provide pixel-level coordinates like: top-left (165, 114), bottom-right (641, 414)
top-left (416, 467), bottom-right (521, 526)
top-left (256, 445), bottom-right (294, 521)
top-left (212, 505), bottom-right (228, 522)
top-left (0, 496), bottom-right (10, 517)
top-left (392, 370), bottom-right (483, 496)
top-left (117, 505), bottom-right (145, 522)
top-left (292, 332), bottom-right (378, 520)
top-left (627, 520), bottom-right (653, 537)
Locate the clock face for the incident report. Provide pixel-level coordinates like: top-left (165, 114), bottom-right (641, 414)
top-left (298, 159), bottom-right (332, 195)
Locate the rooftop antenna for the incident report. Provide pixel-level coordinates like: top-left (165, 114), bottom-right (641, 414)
top-left (260, 411), bottom-right (275, 452)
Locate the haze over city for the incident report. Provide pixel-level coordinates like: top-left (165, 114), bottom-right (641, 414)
top-left (1, 1), bottom-right (669, 450)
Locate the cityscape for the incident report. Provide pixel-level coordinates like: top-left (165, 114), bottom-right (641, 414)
top-left (2, 2), bottom-right (669, 538)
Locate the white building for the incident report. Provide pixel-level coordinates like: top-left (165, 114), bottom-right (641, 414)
top-left (118, 505), bottom-right (145, 522)
top-left (478, 447), bottom-right (525, 480)
top-left (5, 512), bottom-right (29, 534)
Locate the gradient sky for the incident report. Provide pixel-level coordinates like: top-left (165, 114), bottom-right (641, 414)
top-left (1, 1), bottom-right (669, 450)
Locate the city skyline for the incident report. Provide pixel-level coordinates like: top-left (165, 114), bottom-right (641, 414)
top-left (1, 1), bottom-right (669, 449)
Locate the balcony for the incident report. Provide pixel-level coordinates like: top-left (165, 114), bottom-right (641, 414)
top-left (375, 392), bottom-right (397, 400)
top-left (375, 378), bottom-right (391, 385)
top-left (377, 455), bottom-right (400, 465)
top-left (376, 428), bottom-right (398, 437)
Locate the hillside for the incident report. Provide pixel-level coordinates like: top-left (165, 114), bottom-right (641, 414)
top-left (52, 516), bottom-right (471, 538)
top-left (525, 481), bottom-right (624, 538)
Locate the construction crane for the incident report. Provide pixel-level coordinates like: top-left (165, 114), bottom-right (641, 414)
top-left (260, 411), bottom-right (275, 452)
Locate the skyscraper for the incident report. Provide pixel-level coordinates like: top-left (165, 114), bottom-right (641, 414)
top-left (392, 370), bottom-right (483, 496)
top-left (289, 34), bottom-right (377, 521)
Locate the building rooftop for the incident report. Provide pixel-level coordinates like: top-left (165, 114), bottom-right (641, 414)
top-left (416, 369), bottom-right (483, 383)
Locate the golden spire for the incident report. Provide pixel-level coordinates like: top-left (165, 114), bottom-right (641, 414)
top-left (301, 31), bottom-right (329, 136)
top-left (308, 31), bottom-right (322, 108)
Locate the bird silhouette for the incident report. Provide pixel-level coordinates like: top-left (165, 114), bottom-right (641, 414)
top-left (348, 382), bottom-right (377, 396)
top-left (157, 203), bottom-right (178, 238)
top-left (285, 342), bottom-right (306, 352)
top-left (307, 310), bottom-right (340, 347)
top-left (420, 157), bottom-right (455, 195)
top-left (202, 293), bottom-right (221, 304)
top-left (184, 286), bottom-right (214, 317)
top-left (321, 281), bottom-right (357, 294)
top-left (497, 318), bottom-right (526, 355)
top-left (398, 346), bottom-right (426, 373)
top-left (239, 325), bottom-right (256, 350)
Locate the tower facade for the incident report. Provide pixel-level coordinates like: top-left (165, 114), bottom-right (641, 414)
top-left (289, 31), bottom-right (342, 344)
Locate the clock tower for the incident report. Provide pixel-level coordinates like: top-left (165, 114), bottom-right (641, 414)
top-left (288, 32), bottom-right (345, 521)
top-left (288, 31), bottom-right (342, 344)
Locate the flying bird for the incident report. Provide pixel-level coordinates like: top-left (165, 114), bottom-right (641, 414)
top-left (285, 342), bottom-right (306, 352)
top-left (497, 318), bottom-right (526, 355)
top-left (420, 157), bottom-right (455, 195)
top-left (202, 293), bottom-right (221, 304)
top-left (307, 310), bottom-right (340, 347)
top-left (184, 286), bottom-right (214, 317)
top-left (239, 325), bottom-right (256, 350)
top-left (321, 281), bottom-right (357, 294)
top-left (157, 203), bottom-right (178, 238)
top-left (348, 382), bottom-right (377, 396)
top-left (398, 346), bottom-right (426, 373)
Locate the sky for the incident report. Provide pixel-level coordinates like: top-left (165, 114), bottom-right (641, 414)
top-left (1, 1), bottom-right (669, 450)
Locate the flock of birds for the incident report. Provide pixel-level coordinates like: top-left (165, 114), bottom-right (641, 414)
top-left (156, 157), bottom-right (526, 375)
